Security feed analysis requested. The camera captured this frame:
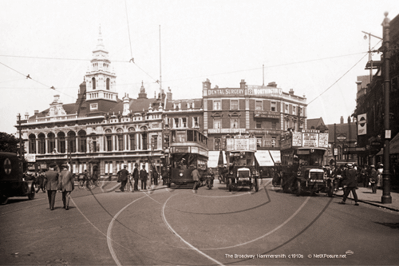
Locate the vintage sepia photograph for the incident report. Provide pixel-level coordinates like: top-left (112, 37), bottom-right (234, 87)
top-left (0, 0), bottom-right (398, 265)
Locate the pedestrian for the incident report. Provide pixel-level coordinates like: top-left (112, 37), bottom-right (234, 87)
top-left (45, 163), bottom-right (59, 210)
top-left (377, 164), bottom-right (383, 188)
top-left (58, 164), bottom-right (74, 210)
top-left (117, 165), bottom-right (129, 192)
top-left (369, 165), bottom-right (378, 193)
top-left (191, 164), bottom-right (201, 193)
top-left (206, 168), bottom-right (214, 189)
top-left (132, 163), bottom-right (139, 191)
top-left (140, 164), bottom-right (148, 190)
top-left (153, 166), bottom-right (159, 186)
top-left (35, 170), bottom-right (46, 193)
top-left (339, 164), bottom-right (359, 206)
top-left (83, 170), bottom-right (90, 189)
top-left (361, 165), bottom-right (368, 188)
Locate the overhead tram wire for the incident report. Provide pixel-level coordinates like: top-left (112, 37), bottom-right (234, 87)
top-left (307, 41), bottom-right (382, 106)
top-left (0, 60), bottom-right (76, 100)
top-left (1, 50), bottom-right (371, 92)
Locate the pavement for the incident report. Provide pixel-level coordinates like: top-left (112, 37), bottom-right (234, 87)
top-left (334, 186), bottom-right (399, 212)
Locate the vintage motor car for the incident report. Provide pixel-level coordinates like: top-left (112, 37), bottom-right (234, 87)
top-left (296, 167), bottom-right (334, 197)
top-left (228, 167), bottom-right (259, 192)
top-left (0, 152), bottom-right (36, 204)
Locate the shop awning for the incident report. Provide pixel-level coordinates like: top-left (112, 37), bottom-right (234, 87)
top-left (269, 150), bottom-right (281, 164)
top-left (208, 151), bottom-right (220, 168)
top-left (221, 151), bottom-right (227, 165)
top-left (255, 151), bottom-right (274, 167)
top-left (376, 132), bottom-right (399, 156)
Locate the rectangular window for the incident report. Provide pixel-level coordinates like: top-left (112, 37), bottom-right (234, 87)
top-left (256, 122), bottom-right (262, 129)
top-left (213, 100), bottom-right (221, 110)
top-left (271, 101), bottom-right (277, 112)
top-left (257, 138), bottom-right (262, 147)
top-left (174, 118), bottom-right (179, 128)
top-left (292, 106), bottom-right (296, 115)
top-left (192, 117), bottom-right (199, 128)
top-left (213, 119), bottom-right (222, 129)
top-left (182, 117), bottom-right (187, 128)
top-left (255, 100), bottom-right (263, 111)
top-left (214, 138), bottom-right (221, 150)
top-left (230, 118), bottom-right (239, 129)
top-left (90, 103), bottom-right (98, 110)
top-left (285, 104), bottom-right (289, 113)
top-left (151, 135), bottom-right (158, 149)
top-left (231, 100), bottom-right (239, 110)
top-left (105, 162), bottom-right (108, 174)
top-left (272, 121), bottom-right (277, 130)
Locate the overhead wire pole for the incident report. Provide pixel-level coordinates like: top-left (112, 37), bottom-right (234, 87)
top-left (362, 31), bottom-right (383, 83)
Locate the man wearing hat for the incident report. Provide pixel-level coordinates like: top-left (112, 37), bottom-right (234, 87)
top-left (339, 163), bottom-right (359, 205)
top-left (58, 164), bottom-right (74, 210)
top-left (132, 163), bottom-right (139, 191)
top-left (369, 165), bottom-right (378, 193)
top-left (117, 165), bottom-right (129, 192)
top-left (45, 163), bottom-right (59, 210)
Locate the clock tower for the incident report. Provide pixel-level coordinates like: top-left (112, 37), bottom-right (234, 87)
top-left (85, 26), bottom-right (117, 103)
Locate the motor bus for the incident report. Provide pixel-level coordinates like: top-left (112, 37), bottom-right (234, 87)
top-left (280, 130), bottom-right (333, 196)
top-left (225, 135), bottom-right (259, 192)
top-left (167, 129), bottom-right (208, 187)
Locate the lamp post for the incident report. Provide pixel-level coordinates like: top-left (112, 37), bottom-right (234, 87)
top-left (381, 12), bottom-right (392, 204)
top-left (16, 113), bottom-right (23, 159)
top-left (362, 31), bottom-right (382, 83)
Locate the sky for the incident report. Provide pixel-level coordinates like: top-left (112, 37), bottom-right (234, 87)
top-left (1, 0), bottom-right (398, 134)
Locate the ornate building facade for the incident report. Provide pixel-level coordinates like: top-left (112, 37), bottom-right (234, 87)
top-left (202, 79), bottom-right (307, 151)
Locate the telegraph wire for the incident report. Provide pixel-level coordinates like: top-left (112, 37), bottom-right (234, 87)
top-left (0, 60), bottom-right (76, 100)
top-left (307, 40), bottom-right (382, 106)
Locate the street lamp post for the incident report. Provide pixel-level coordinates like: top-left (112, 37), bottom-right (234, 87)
top-left (17, 113), bottom-right (23, 159)
top-left (381, 12), bottom-right (392, 204)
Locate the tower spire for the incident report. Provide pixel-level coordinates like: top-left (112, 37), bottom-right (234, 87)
top-left (96, 24), bottom-right (105, 50)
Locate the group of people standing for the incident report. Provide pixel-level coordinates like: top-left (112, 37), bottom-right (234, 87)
top-left (41, 163), bottom-right (75, 210)
top-left (117, 163), bottom-right (160, 192)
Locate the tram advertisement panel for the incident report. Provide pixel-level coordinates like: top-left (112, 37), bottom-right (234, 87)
top-left (226, 138), bottom-right (257, 151)
top-left (302, 133), bottom-right (319, 147)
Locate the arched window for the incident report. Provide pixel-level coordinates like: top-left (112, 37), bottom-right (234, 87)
top-left (29, 134), bottom-right (36, 154)
top-left (92, 77), bottom-right (96, 90)
top-left (57, 132), bottom-right (66, 153)
top-left (67, 131), bottom-right (76, 153)
top-left (106, 78), bottom-right (110, 90)
top-left (105, 129), bottom-right (112, 152)
top-left (78, 130), bottom-right (86, 152)
top-left (48, 132), bottom-right (55, 153)
top-left (38, 133), bottom-right (45, 154)
top-left (90, 133), bottom-right (97, 152)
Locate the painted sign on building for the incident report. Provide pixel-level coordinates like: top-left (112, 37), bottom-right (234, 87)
top-left (206, 88), bottom-right (245, 97)
top-left (358, 113), bottom-right (367, 135)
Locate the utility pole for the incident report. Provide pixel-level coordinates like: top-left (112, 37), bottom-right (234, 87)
top-left (381, 12), bottom-right (392, 204)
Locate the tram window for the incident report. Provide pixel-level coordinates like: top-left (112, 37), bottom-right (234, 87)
top-left (187, 130), bottom-right (194, 141)
top-left (194, 131), bottom-right (198, 142)
top-left (171, 131), bottom-right (176, 143)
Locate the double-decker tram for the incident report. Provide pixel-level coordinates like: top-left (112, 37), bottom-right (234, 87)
top-left (167, 129), bottom-right (208, 187)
